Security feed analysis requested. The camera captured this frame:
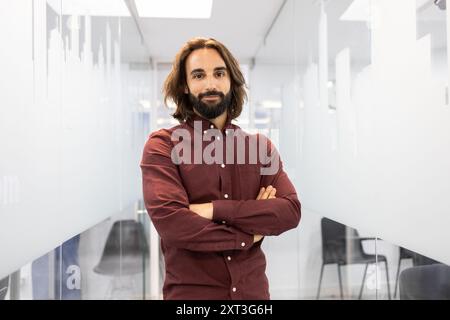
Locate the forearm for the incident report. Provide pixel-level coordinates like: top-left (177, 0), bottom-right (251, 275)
top-left (189, 203), bottom-right (264, 243)
top-left (148, 204), bottom-right (256, 252)
top-left (212, 195), bottom-right (301, 236)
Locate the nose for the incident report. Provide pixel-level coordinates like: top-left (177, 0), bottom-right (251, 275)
top-left (205, 75), bottom-right (218, 91)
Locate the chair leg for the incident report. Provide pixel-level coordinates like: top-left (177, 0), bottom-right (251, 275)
top-left (394, 257), bottom-right (402, 298)
top-left (384, 260), bottom-right (391, 300)
top-left (104, 278), bottom-right (113, 300)
top-left (358, 263), bottom-right (369, 300)
top-left (316, 263), bottom-right (325, 300)
top-left (337, 265), bottom-right (344, 300)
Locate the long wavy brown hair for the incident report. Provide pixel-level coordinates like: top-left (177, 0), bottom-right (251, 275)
top-left (164, 37), bottom-right (247, 123)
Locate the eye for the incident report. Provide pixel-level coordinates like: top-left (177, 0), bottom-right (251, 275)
top-left (192, 73), bottom-right (204, 80)
top-left (215, 71), bottom-right (226, 78)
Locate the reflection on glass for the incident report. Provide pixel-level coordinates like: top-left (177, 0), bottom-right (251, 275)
top-left (93, 220), bottom-right (148, 299)
top-left (316, 217), bottom-right (390, 300)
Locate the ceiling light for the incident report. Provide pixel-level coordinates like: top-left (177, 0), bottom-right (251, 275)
top-left (340, 0), bottom-right (370, 22)
top-left (259, 100), bottom-right (282, 109)
top-left (139, 100), bottom-right (151, 109)
top-left (135, 0), bottom-right (213, 19)
top-left (47, 0), bottom-right (130, 17)
top-left (341, 0), bottom-right (432, 21)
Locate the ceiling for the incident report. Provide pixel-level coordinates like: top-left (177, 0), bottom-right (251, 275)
top-left (121, 0), bottom-right (447, 66)
top-left (133, 0), bottom-right (285, 63)
top-left (123, 0), bottom-right (371, 65)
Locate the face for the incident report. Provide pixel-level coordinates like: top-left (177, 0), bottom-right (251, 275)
top-left (185, 48), bottom-right (232, 119)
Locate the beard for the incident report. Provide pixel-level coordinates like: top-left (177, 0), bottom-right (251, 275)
top-left (189, 90), bottom-right (232, 120)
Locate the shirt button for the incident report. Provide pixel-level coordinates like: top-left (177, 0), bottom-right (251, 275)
top-left (241, 242), bottom-right (246, 247)
top-left (210, 124), bottom-right (214, 129)
top-left (222, 220), bottom-right (226, 224)
top-left (232, 287), bottom-right (237, 292)
top-left (221, 164), bottom-right (225, 168)
top-left (224, 194), bottom-right (229, 199)
top-left (216, 136), bottom-right (221, 141)
top-left (227, 256), bottom-right (231, 261)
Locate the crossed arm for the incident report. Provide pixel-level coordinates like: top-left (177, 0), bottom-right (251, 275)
top-left (141, 130), bottom-right (300, 252)
top-left (189, 186), bottom-right (277, 244)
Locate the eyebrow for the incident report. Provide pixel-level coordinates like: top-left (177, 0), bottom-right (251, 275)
top-left (190, 67), bottom-right (227, 75)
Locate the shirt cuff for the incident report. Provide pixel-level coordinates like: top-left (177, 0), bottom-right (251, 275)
top-left (212, 200), bottom-right (236, 226)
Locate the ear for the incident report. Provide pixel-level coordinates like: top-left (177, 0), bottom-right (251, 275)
top-left (184, 86), bottom-right (189, 94)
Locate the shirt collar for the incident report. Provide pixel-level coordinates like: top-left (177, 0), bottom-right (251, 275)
top-left (186, 113), bottom-right (234, 134)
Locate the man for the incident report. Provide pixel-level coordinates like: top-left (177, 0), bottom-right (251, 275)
top-left (140, 37), bottom-right (301, 300)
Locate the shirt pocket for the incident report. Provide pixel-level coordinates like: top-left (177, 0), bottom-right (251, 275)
top-left (236, 164), bottom-right (262, 200)
top-left (178, 164), bottom-right (220, 202)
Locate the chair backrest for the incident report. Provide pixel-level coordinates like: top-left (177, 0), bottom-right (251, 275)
top-left (94, 220), bottom-right (149, 276)
top-left (399, 247), bottom-right (415, 260)
top-left (400, 247), bottom-right (439, 266)
top-left (413, 253), bottom-right (439, 266)
top-left (321, 218), bottom-right (347, 264)
top-left (399, 264), bottom-right (450, 299)
top-left (321, 218), bottom-right (369, 265)
top-left (0, 276), bottom-right (9, 300)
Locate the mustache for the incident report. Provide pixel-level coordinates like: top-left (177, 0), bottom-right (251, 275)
top-left (198, 91), bottom-right (225, 100)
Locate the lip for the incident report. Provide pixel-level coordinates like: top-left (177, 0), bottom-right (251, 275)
top-left (202, 96), bottom-right (220, 101)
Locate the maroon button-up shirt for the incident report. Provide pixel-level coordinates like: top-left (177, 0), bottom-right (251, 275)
top-left (140, 114), bottom-right (301, 300)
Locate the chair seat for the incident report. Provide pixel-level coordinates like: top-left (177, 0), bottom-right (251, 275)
top-left (339, 254), bottom-right (387, 265)
top-left (94, 255), bottom-right (146, 276)
top-left (400, 264), bottom-right (450, 299)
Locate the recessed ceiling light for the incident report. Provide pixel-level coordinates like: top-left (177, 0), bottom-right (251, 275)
top-left (260, 100), bottom-right (282, 109)
top-left (47, 0), bottom-right (130, 17)
top-left (340, 0), bottom-right (370, 22)
top-left (135, 0), bottom-right (213, 19)
top-left (341, 0), bottom-right (431, 21)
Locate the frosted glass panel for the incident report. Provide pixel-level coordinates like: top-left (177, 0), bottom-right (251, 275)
top-left (0, 0), bottom-right (151, 279)
top-left (296, 0), bottom-right (450, 266)
top-left (249, 0), bottom-right (300, 299)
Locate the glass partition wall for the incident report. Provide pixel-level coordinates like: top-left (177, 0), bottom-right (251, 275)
top-left (2, 0), bottom-right (450, 300)
top-left (251, 0), bottom-right (450, 299)
top-left (0, 0), bottom-right (154, 299)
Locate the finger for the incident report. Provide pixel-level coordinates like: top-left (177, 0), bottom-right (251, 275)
top-left (189, 204), bottom-right (198, 214)
top-left (261, 185), bottom-right (273, 199)
top-left (257, 187), bottom-right (265, 200)
top-left (268, 188), bottom-right (276, 198)
top-left (256, 187), bottom-right (265, 200)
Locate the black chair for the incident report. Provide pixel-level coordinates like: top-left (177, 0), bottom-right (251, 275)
top-left (393, 247), bottom-right (439, 298)
top-left (0, 276), bottom-right (9, 300)
top-left (399, 264), bottom-right (450, 299)
top-left (94, 219), bottom-right (149, 276)
top-left (316, 218), bottom-right (391, 299)
top-left (94, 219), bottom-right (149, 299)
top-left (393, 247), bottom-right (415, 298)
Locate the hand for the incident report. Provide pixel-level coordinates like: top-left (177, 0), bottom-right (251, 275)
top-left (254, 234), bottom-right (263, 243)
top-left (256, 185), bottom-right (276, 200)
top-left (189, 203), bottom-right (213, 220)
